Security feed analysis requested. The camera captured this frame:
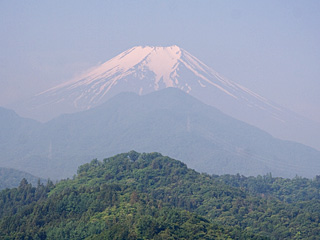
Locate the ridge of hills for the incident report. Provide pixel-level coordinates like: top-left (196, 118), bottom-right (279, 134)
top-left (1, 88), bottom-right (320, 179)
top-left (1, 151), bottom-right (320, 239)
top-left (0, 167), bottom-right (44, 190)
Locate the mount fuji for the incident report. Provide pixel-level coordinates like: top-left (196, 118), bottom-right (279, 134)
top-left (20, 45), bottom-right (320, 149)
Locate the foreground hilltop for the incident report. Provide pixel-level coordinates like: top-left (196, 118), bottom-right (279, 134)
top-left (1, 151), bottom-right (319, 239)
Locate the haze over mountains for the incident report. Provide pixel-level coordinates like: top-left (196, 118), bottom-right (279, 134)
top-left (1, 3), bottom-right (319, 238)
top-left (1, 45), bottom-right (320, 181)
top-left (0, 167), bottom-right (43, 190)
top-left (2, 88), bottom-right (320, 180)
top-left (16, 46), bottom-right (320, 150)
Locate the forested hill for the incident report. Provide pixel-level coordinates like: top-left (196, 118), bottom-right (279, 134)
top-left (1, 151), bottom-right (320, 239)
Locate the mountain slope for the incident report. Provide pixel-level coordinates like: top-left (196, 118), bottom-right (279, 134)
top-left (0, 107), bottom-right (56, 177)
top-left (19, 45), bottom-right (320, 150)
top-left (0, 167), bottom-right (44, 190)
top-left (2, 89), bottom-right (320, 179)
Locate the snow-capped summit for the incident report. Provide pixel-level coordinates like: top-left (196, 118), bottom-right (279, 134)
top-left (35, 45), bottom-right (280, 116)
top-left (22, 45), bottom-right (320, 150)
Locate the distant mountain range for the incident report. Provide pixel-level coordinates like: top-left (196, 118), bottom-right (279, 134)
top-left (2, 88), bottom-right (320, 179)
top-left (15, 45), bottom-right (320, 150)
top-left (0, 167), bottom-right (44, 190)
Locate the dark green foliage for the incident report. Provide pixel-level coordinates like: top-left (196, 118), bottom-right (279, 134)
top-left (214, 173), bottom-right (320, 202)
top-left (1, 152), bottom-right (320, 239)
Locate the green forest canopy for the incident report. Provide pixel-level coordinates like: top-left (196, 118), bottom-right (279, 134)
top-left (0, 151), bottom-right (320, 239)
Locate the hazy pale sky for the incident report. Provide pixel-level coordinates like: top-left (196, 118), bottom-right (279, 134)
top-left (1, 0), bottom-right (319, 122)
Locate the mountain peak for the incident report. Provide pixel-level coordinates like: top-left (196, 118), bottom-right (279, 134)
top-left (18, 46), bottom-right (320, 150)
top-left (42, 45), bottom-right (184, 96)
top-left (28, 45), bottom-right (284, 124)
top-left (135, 45), bottom-right (181, 50)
